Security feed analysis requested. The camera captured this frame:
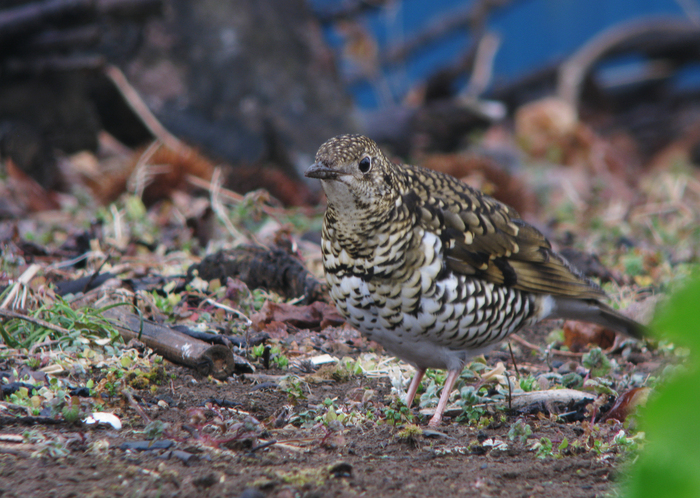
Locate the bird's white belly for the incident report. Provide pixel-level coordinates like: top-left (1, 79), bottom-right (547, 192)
top-left (330, 274), bottom-right (535, 371)
top-left (326, 232), bottom-right (538, 371)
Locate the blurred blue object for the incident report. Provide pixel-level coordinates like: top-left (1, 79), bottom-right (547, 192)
top-left (310, 0), bottom-right (690, 109)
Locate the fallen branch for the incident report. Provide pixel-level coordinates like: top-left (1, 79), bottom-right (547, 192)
top-left (103, 306), bottom-right (252, 379)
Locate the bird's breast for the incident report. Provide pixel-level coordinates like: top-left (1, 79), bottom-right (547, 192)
top-left (323, 228), bottom-right (541, 369)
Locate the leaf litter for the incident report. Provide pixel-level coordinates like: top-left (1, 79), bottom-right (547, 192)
top-left (0, 124), bottom-right (699, 497)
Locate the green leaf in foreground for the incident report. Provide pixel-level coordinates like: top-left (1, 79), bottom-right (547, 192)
top-left (624, 275), bottom-right (700, 498)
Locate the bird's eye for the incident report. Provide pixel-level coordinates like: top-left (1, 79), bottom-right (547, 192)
top-left (359, 157), bottom-right (372, 173)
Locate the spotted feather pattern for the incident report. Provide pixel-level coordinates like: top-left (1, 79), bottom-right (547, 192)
top-left (308, 134), bottom-right (642, 373)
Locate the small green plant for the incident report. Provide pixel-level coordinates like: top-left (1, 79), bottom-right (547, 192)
top-left (396, 424), bottom-right (423, 448)
top-left (456, 404), bottom-right (486, 426)
top-left (532, 437), bottom-right (554, 459)
top-left (150, 290), bottom-right (181, 316)
top-left (519, 375), bottom-right (537, 392)
top-left (9, 386), bottom-right (31, 404)
top-left (270, 346), bottom-right (289, 369)
top-left (250, 344), bottom-right (265, 358)
top-left (418, 380), bottom-right (440, 408)
top-left (0, 298), bottom-right (124, 350)
top-left (143, 420), bottom-right (169, 440)
top-left (383, 400), bottom-right (414, 425)
top-left (561, 372), bottom-right (584, 389)
top-left (591, 438), bottom-right (610, 456)
top-left (558, 437), bottom-right (569, 453)
top-left (319, 398), bottom-right (350, 426)
top-left (454, 384), bottom-right (490, 426)
top-left (582, 347), bottom-right (612, 377)
top-left (612, 430), bottom-right (641, 455)
top-left (507, 418), bottom-right (532, 444)
top-left (279, 375), bottom-right (307, 404)
top-left (289, 409), bottom-right (318, 428)
top-left (625, 275), bottom-right (700, 498)
top-left (61, 399), bottom-right (81, 424)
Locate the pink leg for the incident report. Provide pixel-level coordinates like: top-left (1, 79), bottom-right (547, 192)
top-left (428, 369), bottom-right (460, 427)
top-left (404, 368), bottom-right (426, 408)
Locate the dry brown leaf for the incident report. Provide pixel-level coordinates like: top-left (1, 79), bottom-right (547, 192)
top-left (563, 320), bottom-right (616, 352)
top-left (600, 387), bottom-right (650, 423)
top-left (251, 301), bottom-right (344, 332)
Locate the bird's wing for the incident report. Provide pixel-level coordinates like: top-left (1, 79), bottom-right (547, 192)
top-left (403, 165), bottom-right (605, 300)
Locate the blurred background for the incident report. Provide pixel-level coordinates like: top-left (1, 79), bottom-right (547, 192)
top-left (1, 0), bottom-right (700, 221)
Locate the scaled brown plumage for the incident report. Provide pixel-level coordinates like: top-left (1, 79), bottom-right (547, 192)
top-left (306, 134), bottom-right (643, 426)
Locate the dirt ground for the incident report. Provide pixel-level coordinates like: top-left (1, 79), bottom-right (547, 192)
top-left (0, 320), bottom-right (653, 498)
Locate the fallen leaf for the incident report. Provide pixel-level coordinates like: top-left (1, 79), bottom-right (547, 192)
top-left (252, 301), bottom-right (344, 331)
top-left (600, 387), bottom-right (650, 423)
top-left (563, 321), bottom-right (616, 352)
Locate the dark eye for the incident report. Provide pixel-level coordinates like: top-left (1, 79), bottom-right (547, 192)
top-left (358, 157), bottom-right (372, 173)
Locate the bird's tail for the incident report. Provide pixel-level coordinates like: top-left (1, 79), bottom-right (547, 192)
top-left (548, 297), bottom-right (646, 339)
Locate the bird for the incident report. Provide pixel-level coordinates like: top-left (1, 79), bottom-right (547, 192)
top-left (305, 134), bottom-right (643, 427)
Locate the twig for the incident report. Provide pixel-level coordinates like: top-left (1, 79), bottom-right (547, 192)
top-left (209, 167), bottom-right (246, 242)
top-left (203, 298), bottom-right (252, 325)
top-left (509, 333), bottom-right (583, 358)
top-left (28, 339), bottom-right (61, 355)
top-left (121, 388), bottom-right (151, 423)
top-left (81, 255), bottom-right (111, 294)
top-left (104, 64), bottom-right (185, 154)
top-left (0, 309), bottom-right (70, 335)
top-left (507, 342), bottom-right (520, 379)
top-left (383, 0), bottom-right (512, 65)
top-left (185, 174), bottom-right (293, 217)
top-left (460, 31), bottom-right (501, 98)
top-left (247, 439), bottom-right (277, 454)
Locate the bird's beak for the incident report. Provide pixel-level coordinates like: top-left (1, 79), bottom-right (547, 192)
top-left (305, 162), bottom-right (339, 180)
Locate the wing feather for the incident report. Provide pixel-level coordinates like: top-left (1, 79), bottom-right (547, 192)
top-left (402, 163), bottom-right (606, 300)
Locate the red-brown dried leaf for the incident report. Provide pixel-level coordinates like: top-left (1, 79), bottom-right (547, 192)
top-left (251, 301), bottom-right (344, 332)
top-left (5, 158), bottom-right (60, 212)
top-left (258, 320), bottom-right (289, 340)
top-left (563, 320), bottom-right (616, 352)
top-left (600, 387), bottom-right (650, 423)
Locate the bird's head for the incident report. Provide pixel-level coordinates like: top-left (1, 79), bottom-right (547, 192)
top-left (305, 134), bottom-right (397, 213)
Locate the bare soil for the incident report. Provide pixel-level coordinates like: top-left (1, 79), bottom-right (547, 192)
top-left (0, 322), bottom-right (648, 498)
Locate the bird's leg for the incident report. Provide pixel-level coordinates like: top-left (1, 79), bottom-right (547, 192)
top-left (404, 368), bottom-right (426, 408)
top-left (427, 369), bottom-right (460, 427)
